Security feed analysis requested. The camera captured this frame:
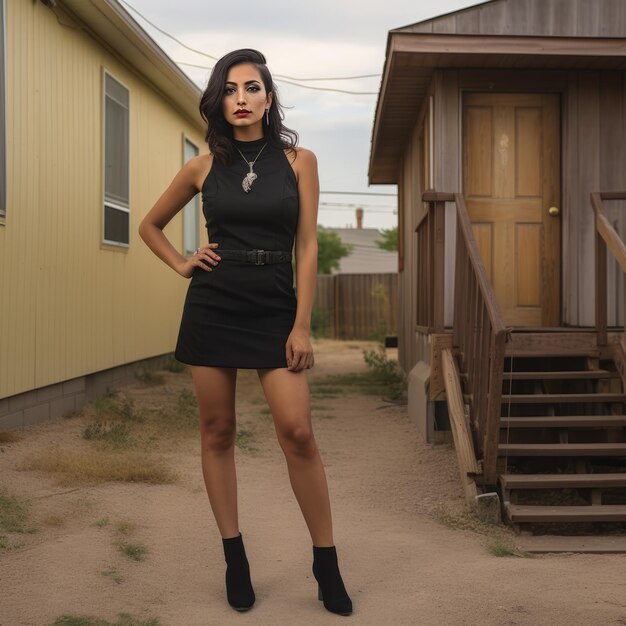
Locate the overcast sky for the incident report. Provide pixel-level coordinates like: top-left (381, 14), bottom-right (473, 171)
top-left (120, 0), bottom-right (480, 229)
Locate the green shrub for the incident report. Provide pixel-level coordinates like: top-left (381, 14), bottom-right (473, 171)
top-left (362, 345), bottom-right (406, 401)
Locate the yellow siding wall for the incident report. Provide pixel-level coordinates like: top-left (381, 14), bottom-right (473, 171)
top-left (0, 0), bottom-right (207, 398)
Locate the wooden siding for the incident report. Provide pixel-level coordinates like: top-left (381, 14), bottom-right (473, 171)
top-left (566, 71), bottom-right (626, 327)
top-left (427, 68), bottom-right (626, 334)
top-left (395, 89), bottom-right (435, 372)
top-left (394, 66), bottom-right (626, 371)
top-left (0, 0), bottom-right (206, 398)
top-left (398, 0), bottom-right (626, 38)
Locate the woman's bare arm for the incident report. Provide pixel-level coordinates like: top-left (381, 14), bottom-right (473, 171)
top-left (292, 148), bottom-right (320, 333)
top-left (138, 155), bottom-right (220, 278)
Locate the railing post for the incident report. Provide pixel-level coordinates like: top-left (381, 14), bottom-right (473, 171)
top-left (433, 201), bottom-right (445, 332)
top-left (593, 193), bottom-right (608, 346)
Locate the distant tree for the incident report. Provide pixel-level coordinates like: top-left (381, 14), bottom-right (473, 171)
top-left (316, 226), bottom-right (353, 274)
top-left (374, 226), bottom-right (398, 251)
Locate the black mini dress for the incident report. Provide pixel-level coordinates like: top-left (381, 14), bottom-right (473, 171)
top-left (174, 136), bottom-right (299, 368)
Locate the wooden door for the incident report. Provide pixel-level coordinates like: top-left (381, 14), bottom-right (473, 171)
top-left (462, 92), bottom-right (561, 327)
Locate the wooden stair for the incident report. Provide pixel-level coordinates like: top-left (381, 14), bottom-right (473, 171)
top-left (496, 331), bottom-right (626, 536)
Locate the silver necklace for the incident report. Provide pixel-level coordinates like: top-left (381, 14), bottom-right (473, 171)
top-left (234, 141), bottom-right (268, 193)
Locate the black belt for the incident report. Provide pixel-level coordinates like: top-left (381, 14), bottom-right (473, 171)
top-left (215, 248), bottom-right (292, 265)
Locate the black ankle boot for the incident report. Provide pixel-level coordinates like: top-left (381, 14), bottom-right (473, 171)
top-left (312, 545), bottom-right (352, 616)
top-left (222, 533), bottom-right (255, 611)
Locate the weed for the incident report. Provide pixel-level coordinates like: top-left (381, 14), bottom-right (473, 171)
top-left (310, 372), bottom-right (388, 398)
top-left (50, 614), bottom-right (161, 626)
top-left (134, 365), bottom-right (165, 386)
top-left (94, 517), bottom-right (110, 528)
top-left (101, 566), bottom-right (124, 584)
top-left (115, 520), bottom-right (137, 536)
top-left (235, 428), bottom-right (258, 453)
top-left (362, 345), bottom-right (406, 400)
top-left (0, 431), bottom-right (20, 443)
top-left (19, 446), bottom-right (177, 486)
top-left (0, 489), bottom-right (36, 534)
top-left (113, 398), bottom-right (144, 423)
top-left (162, 354), bottom-right (186, 373)
top-left (487, 538), bottom-right (534, 558)
top-left (0, 489), bottom-right (36, 552)
top-left (432, 502), bottom-right (525, 558)
top-left (83, 422), bottom-right (132, 448)
top-left (43, 515), bottom-right (66, 528)
top-left (118, 541), bottom-right (148, 561)
top-left (62, 410), bottom-right (83, 420)
top-left (310, 306), bottom-right (331, 339)
top-left (94, 394), bottom-right (144, 423)
top-left (153, 389), bottom-right (197, 432)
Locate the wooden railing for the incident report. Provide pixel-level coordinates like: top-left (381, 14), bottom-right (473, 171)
top-left (592, 192), bottom-right (626, 347)
top-left (421, 192), bottom-right (507, 484)
top-left (415, 193), bottom-right (446, 332)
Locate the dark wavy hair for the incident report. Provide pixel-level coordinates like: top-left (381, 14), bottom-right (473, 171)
top-left (199, 49), bottom-right (298, 166)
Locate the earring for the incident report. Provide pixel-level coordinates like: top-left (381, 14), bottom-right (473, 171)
top-left (265, 108), bottom-right (270, 125)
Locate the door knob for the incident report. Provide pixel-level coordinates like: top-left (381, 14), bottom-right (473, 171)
top-left (548, 206), bottom-right (560, 217)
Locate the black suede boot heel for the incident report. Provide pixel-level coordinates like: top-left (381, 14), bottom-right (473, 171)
top-left (222, 533), bottom-right (255, 611)
top-left (312, 545), bottom-right (352, 616)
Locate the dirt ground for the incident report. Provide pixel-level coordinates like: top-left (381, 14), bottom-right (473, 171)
top-left (1, 339), bottom-right (626, 626)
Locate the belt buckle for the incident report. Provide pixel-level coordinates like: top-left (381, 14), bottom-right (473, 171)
top-left (255, 249), bottom-right (266, 265)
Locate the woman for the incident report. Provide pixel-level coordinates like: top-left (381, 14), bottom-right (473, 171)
top-left (138, 49), bottom-right (352, 616)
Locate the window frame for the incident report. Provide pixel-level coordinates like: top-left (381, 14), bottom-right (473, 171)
top-left (102, 68), bottom-right (131, 248)
top-left (0, 0), bottom-right (7, 223)
top-left (182, 134), bottom-right (200, 256)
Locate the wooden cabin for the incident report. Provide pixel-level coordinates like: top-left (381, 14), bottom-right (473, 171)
top-left (369, 0), bottom-right (626, 535)
top-left (0, 0), bottom-right (207, 429)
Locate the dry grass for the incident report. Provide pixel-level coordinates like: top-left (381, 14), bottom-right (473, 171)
top-left (0, 488), bottom-right (37, 552)
top-left (0, 431), bottom-right (21, 443)
top-left (18, 445), bottom-right (177, 487)
top-left (50, 614), bottom-right (161, 626)
top-left (432, 502), bottom-right (534, 558)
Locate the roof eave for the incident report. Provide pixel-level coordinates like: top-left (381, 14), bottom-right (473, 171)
top-left (369, 32), bottom-right (626, 185)
top-left (59, 0), bottom-right (204, 131)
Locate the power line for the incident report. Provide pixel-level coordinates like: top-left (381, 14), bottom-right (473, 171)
top-left (320, 190), bottom-right (397, 197)
top-left (118, 0), bottom-right (382, 83)
top-left (176, 62), bottom-right (379, 95)
top-left (318, 206), bottom-right (397, 214)
top-left (319, 202), bottom-right (395, 210)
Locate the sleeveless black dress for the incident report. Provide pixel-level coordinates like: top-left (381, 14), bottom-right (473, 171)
top-left (174, 136), bottom-right (299, 368)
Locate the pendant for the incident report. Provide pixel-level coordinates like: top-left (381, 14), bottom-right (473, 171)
top-left (242, 161), bottom-right (258, 193)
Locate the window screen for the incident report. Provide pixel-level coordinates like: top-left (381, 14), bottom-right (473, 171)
top-left (104, 72), bottom-right (129, 244)
top-left (183, 138), bottom-right (200, 255)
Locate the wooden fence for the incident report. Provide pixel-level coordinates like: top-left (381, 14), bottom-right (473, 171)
top-left (312, 273), bottom-right (398, 340)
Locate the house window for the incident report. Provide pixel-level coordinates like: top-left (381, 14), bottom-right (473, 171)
top-left (183, 137), bottom-right (200, 256)
top-left (103, 71), bottom-right (130, 245)
top-left (0, 0), bottom-right (6, 219)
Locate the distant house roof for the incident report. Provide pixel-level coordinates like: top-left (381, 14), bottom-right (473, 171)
top-left (327, 228), bottom-right (397, 274)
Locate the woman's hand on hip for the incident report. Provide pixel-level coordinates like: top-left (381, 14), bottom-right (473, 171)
top-left (286, 328), bottom-right (314, 371)
top-left (177, 243), bottom-right (221, 278)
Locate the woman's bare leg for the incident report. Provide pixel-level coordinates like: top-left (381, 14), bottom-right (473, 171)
top-left (257, 367), bottom-right (334, 547)
top-left (191, 365), bottom-right (240, 539)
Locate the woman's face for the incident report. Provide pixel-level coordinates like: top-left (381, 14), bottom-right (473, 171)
top-left (222, 63), bottom-right (272, 130)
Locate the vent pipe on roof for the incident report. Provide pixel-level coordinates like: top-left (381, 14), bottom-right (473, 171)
top-left (356, 207), bottom-right (363, 229)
